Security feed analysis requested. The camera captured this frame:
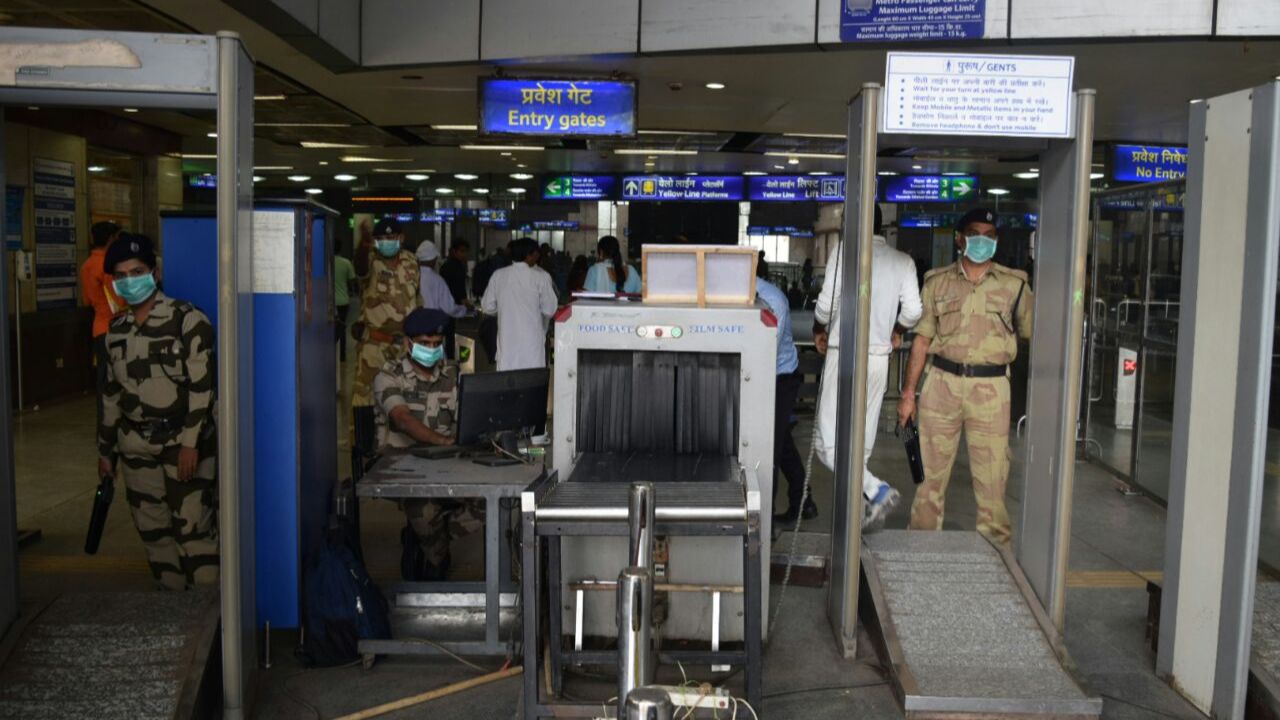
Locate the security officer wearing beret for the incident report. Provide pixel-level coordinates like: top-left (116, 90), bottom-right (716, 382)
top-left (897, 209), bottom-right (1033, 544)
top-left (372, 308), bottom-right (481, 580)
top-left (97, 233), bottom-right (219, 590)
top-left (352, 217), bottom-right (420, 460)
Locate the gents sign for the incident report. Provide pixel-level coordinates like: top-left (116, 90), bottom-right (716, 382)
top-left (880, 175), bottom-right (978, 202)
top-left (883, 52), bottom-right (1075, 138)
top-left (747, 175), bottom-right (846, 202)
top-left (621, 175), bottom-right (743, 201)
top-left (543, 175), bottom-right (617, 200)
top-left (480, 78), bottom-right (636, 137)
top-left (1113, 145), bottom-right (1187, 183)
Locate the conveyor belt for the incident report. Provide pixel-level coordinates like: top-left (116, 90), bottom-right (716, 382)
top-left (537, 452), bottom-right (745, 521)
top-left (862, 531), bottom-right (1102, 719)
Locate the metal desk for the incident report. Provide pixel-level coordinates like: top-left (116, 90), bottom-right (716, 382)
top-left (356, 450), bottom-right (547, 657)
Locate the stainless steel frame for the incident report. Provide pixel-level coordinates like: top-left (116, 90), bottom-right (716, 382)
top-left (0, 28), bottom-right (255, 718)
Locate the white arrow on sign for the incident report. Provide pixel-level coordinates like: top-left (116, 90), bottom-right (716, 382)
top-left (624, 180), bottom-right (640, 195)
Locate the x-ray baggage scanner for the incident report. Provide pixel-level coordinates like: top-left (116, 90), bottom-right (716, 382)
top-left (830, 53), bottom-right (1102, 718)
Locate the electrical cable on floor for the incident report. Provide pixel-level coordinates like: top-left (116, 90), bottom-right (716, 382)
top-left (281, 658), bottom-right (362, 720)
top-left (1099, 693), bottom-right (1190, 720)
top-left (760, 679), bottom-right (891, 701)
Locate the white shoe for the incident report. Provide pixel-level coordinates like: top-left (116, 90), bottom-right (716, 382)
top-left (863, 485), bottom-right (900, 532)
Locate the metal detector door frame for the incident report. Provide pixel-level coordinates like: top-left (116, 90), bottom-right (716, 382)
top-left (0, 28), bottom-right (256, 719)
top-left (828, 81), bottom-right (1096, 653)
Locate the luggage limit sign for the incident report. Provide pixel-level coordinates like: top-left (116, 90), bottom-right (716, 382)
top-left (882, 52), bottom-right (1076, 138)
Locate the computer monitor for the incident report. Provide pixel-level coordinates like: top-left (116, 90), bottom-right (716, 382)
top-left (456, 368), bottom-right (550, 446)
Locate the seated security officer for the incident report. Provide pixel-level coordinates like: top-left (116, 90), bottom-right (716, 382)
top-left (372, 307), bottom-right (482, 581)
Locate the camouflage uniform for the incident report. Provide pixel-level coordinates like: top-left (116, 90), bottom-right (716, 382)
top-left (354, 251), bottom-right (419, 407)
top-left (98, 292), bottom-right (218, 590)
top-left (909, 261), bottom-right (1033, 544)
top-left (372, 357), bottom-right (483, 571)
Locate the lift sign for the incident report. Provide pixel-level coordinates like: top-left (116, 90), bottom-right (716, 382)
top-left (480, 78), bottom-right (636, 137)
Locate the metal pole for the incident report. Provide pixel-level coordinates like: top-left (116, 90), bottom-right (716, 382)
top-left (617, 566), bottom-right (653, 718)
top-left (1049, 89), bottom-right (1096, 630)
top-left (626, 686), bottom-right (674, 720)
top-left (0, 108), bottom-right (19, 638)
top-left (627, 482), bottom-right (654, 569)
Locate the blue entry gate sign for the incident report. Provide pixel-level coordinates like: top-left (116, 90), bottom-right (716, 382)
top-left (621, 175), bottom-right (743, 201)
top-left (747, 175), bottom-right (846, 202)
top-left (1113, 145), bottom-right (1188, 183)
top-left (480, 78), bottom-right (636, 137)
top-left (841, 0), bottom-right (985, 42)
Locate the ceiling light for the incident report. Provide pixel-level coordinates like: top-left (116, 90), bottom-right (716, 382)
top-left (911, 164), bottom-right (923, 170)
top-left (207, 132), bottom-right (218, 138)
top-left (436, 187), bottom-right (455, 194)
top-left (288, 175), bottom-right (312, 182)
top-left (473, 188), bottom-right (489, 194)
top-left (764, 151), bottom-right (845, 160)
top-left (877, 170), bottom-right (898, 176)
top-left (253, 175), bottom-right (265, 182)
top-left (25, 106), bottom-right (36, 111)
top-left (511, 173), bottom-right (534, 180)
top-left (1013, 172), bottom-right (1040, 180)
top-left (645, 163), bottom-right (655, 169)
top-left (432, 124), bottom-right (478, 131)
top-left (88, 165), bottom-right (106, 173)
top-left (987, 188), bottom-right (1011, 196)
top-left (744, 171), bottom-right (767, 176)
top-left (340, 156), bottom-right (410, 163)
top-left (455, 173), bottom-right (479, 180)
top-left (257, 122), bottom-right (351, 128)
top-left (647, 155), bottom-right (657, 160)
top-left (638, 129), bottom-right (717, 136)
top-left (783, 132), bottom-right (845, 139)
top-left (334, 174), bottom-right (357, 182)
top-left (508, 187), bottom-right (527, 194)
top-left (774, 165), bottom-right (786, 170)
top-left (373, 168), bottom-right (434, 174)
top-left (304, 188), bottom-right (323, 195)
top-left (254, 94), bottom-right (287, 101)
top-left (1090, 172), bottom-right (1105, 180)
top-left (705, 82), bottom-right (726, 90)
top-left (685, 172), bottom-right (698, 176)
top-left (517, 163), bottom-right (527, 169)
top-left (460, 144), bottom-right (545, 152)
top-left (405, 174), bottom-right (429, 181)
top-left (301, 141), bottom-right (369, 149)
top-left (809, 171), bottom-right (832, 176)
top-left (180, 154), bottom-right (217, 159)
top-left (615, 149), bottom-right (697, 156)
top-left (788, 158), bottom-right (800, 165)
top-left (254, 165), bottom-right (293, 171)
top-left (941, 172), bottom-right (967, 176)
top-left (1030, 168), bottom-right (1039, 172)
top-left (122, 108), bottom-right (138, 113)
top-left (500, 152), bottom-right (513, 156)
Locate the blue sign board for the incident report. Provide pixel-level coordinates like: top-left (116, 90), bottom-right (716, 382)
top-left (621, 175), bottom-right (743, 201)
top-left (747, 175), bottom-right (846, 202)
top-left (6, 186), bottom-right (22, 250)
top-left (841, 0), bottom-right (985, 43)
top-left (480, 78), bottom-right (636, 137)
top-left (543, 175), bottom-right (617, 200)
top-left (880, 175), bottom-right (978, 203)
top-left (748, 225), bottom-right (815, 237)
top-left (517, 220), bottom-right (580, 231)
top-left (188, 174), bottom-right (217, 188)
top-left (1113, 144), bottom-right (1188, 183)
top-left (478, 208), bottom-right (509, 225)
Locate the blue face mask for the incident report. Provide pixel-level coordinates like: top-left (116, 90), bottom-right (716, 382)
top-left (411, 342), bottom-right (444, 368)
top-left (375, 239), bottom-right (401, 258)
top-left (113, 272), bottom-right (158, 306)
top-left (963, 235), bottom-right (998, 264)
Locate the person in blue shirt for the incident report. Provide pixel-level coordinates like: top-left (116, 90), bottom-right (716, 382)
top-left (756, 255), bottom-right (814, 527)
top-left (584, 235), bottom-right (642, 294)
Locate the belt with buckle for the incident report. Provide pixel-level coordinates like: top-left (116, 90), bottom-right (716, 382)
top-left (931, 356), bottom-right (1008, 378)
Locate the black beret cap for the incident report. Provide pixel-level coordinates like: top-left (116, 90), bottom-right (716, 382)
top-left (403, 308), bottom-right (451, 337)
top-left (373, 217), bottom-right (402, 236)
top-left (955, 208), bottom-right (997, 233)
top-left (103, 232), bottom-right (157, 274)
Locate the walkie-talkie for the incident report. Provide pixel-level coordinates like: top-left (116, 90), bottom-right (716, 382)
top-left (897, 420), bottom-right (926, 486)
top-left (85, 473), bottom-right (115, 555)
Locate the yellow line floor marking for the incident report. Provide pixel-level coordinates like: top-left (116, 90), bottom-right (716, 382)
top-left (1067, 570), bottom-right (1163, 588)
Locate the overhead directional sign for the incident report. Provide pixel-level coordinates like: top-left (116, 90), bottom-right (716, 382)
top-left (480, 78), bottom-right (637, 137)
top-left (621, 175), bottom-right (743, 201)
top-left (747, 175), bottom-right (846, 202)
top-left (880, 175), bottom-right (978, 203)
top-left (883, 52), bottom-right (1075, 139)
top-left (1113, 145), bottom-right (1188, 183)
top-left (842, 0), bottom-right (986, 43)
top-left (543, 175), bottom-right (616, 200)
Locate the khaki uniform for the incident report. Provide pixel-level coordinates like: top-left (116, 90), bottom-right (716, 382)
top-left (98, 293), bottom-right (218, 590)
top-left (909, 261), bottom-right (1033, 544)
top-left (354, 251), bottom-right (419, 407)
top-left (372, 358), bottom-right (482, 570)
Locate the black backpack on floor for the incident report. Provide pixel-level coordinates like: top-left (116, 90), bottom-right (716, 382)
top-left (299, 533), bottom-right (391, 667)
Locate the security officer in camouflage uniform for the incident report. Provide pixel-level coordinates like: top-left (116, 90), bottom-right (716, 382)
top-left (897, 209), bottom-right (1033, 544)
top-left (352, 218), bottom-right (419, 459)
top-left (372, 308), bottom-right (482, 581)
top-left (97, 233), bottom-right (218, 590)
